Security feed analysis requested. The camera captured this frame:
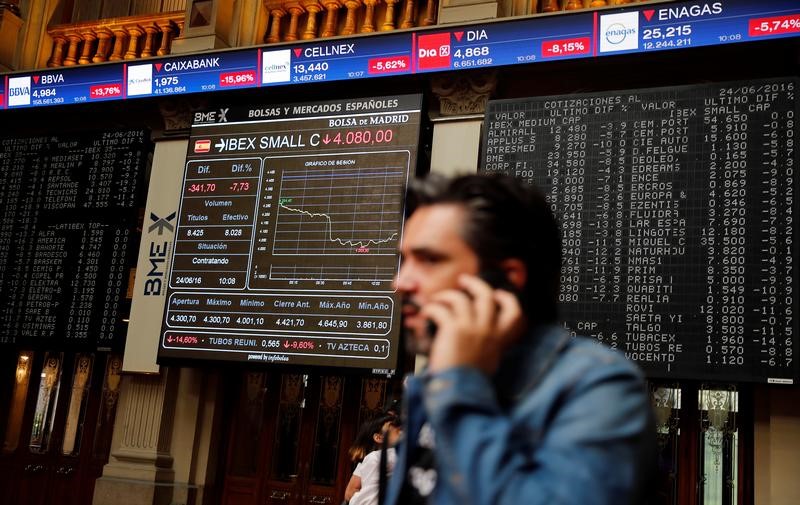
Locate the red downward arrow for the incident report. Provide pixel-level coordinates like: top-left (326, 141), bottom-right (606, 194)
top-left (642, 9), bottom-right (655, 21)
top-left (155, 63), bottom-right (163, 72)
top-left (294, 48), bottom-right (302, 57)
top-left (33, 75), bottom-right (40, 84)
top-left (454, 31), bottom-right (464, 42)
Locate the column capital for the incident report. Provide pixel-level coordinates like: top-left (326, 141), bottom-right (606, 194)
top-left (430, 70), bottom-right (497, 116)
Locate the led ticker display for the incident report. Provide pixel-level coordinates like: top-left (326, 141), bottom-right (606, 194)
top-left (2, 0), bottom-right (799, 111)
top-left (126, 50), bottom-right (259, 98)
top-left (6, 65), bottom-right (125, 108)
top-left (159, 95), bottom-right (422, 371)
top-left (0, 130), bottom-right (147, 349)
top-left (481, 78), bottom-right (798, 384)
top-left (619, 0), bottom-right (800, 55)
top-left (412, 12), bottom-right (595, 73)
top-left (261, 33), bottom-right (414, 85)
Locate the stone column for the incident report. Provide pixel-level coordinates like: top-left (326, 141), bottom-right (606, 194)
top-left (78, 30), bottom-right (96, 65)
top-left (341, 0), bottom-right (362, 35)
top-left (124, 25), bottom-right (144, 59)
top-left (399, 0), bottom-right (415, 29)
top-left (321, 0), bottom-right (342, 38)
top-left (63, 33), bottom-right (82, 66)
top-left (93, 28), bottom-right (113, 63)
top-left (301, 0), bottom-right (323, 39)
top-left (425, 71), bottom-right (498, 181)
top-left (47, 34), bottom-right (67, 67)
top-left (92, 365), bottom-right (223, 505)
top-left (140, 25), bottom-right (160, 58)
top-left (109, 28), bottom-right (128, 61)
top-left (156, 22), bottom-right (176, 56)
top-left (265, 4), bottom-right (287, 43)
top-left (380, 0), bottom-right (398, 30)
top-left (0, 4), bottom-right (23, 70)
top-left (92, 371), bottom-right (179, 505)
top-left (361, 0), bottom-right (378, 32)
top-left (284, 3), bottom-right (306, 41)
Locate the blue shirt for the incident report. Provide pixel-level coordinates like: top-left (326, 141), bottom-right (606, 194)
top-left (386, 325), bottom-right (655, 505)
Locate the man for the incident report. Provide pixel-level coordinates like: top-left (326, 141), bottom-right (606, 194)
top-left (386, 174), bottom-right (654, 505)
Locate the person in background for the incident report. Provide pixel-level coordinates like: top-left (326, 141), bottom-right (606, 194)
top-left (385, 173), bottom-right (655, 505)
top-left (344, 415), bottom-right (402, 505)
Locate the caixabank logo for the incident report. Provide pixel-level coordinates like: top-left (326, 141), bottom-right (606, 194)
top-left (417, 33), bottom-right (451, 70)
top-left (600, 12), bottom-right (639, 53)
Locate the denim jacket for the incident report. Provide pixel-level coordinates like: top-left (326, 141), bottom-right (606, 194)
top-left (385, 325), bottom-right (654, 505)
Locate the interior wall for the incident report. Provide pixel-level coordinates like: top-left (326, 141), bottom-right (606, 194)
top-left (755, 386), bottom-right (800, 505)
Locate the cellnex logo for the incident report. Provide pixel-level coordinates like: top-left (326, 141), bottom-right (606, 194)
top-left (8, 76), bottom-right (31, 106)
top-left (599, 12), bottom-right (639, 53)
top-left (417, 33), bottom-right (451, 70)
top-left (262, 49), bottom-right (291, 84)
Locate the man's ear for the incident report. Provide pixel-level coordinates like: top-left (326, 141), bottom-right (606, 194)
top-left (372, 432), bottom-right (383, 444)
top-left (499, 258), bottom-right (527, 291)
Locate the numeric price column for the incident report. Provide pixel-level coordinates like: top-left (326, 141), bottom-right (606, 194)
top-left (171, 158), bottom-right (262, 290)
top-left (756, 86), bottom-right (796, 377)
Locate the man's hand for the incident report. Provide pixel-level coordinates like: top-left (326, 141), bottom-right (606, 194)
top-left (423, 274), bottom-right (525, 374)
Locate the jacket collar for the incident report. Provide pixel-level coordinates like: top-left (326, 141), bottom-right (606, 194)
top-left (492, 324), bottom-right (572, 408)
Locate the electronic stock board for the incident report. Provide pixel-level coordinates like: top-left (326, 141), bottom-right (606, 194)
top-left (158, 95), bottom-right (422, 372)
top-left (0, 130), bottom-right (148, 350)
top-left (1, 0), bottom-right (799, 110)
top-left (482, 78), bottom-right (798, 384)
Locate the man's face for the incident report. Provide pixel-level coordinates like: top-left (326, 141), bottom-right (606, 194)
top-left (395, 204), bottom-right (480, 354)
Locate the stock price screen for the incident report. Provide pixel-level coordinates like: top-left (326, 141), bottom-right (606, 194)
top-left (0, 130), bottom-right (147, 350)
top-left (158, 95), bottom-right (422, 371)
top-left (482, 78), bottom-right (798, 383)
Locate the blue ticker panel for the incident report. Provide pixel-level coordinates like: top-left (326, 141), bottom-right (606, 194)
top-left (125, 50), bottom-right (260, 98)
top-left (1, 0), bottom-right (799, 110)
top-left (6, 65), bottom-right (125, 109)
top-left (413, 11), bottom-right (594, 74)
top-left (261, 33), bottom-right (414, 85)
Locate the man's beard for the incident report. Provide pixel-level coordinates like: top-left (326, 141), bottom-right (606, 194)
top-left (400, 296), bottom-right (433, 355)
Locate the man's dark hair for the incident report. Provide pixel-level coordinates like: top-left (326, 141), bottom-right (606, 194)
top-left (406, 173), bottom-right (561, 324)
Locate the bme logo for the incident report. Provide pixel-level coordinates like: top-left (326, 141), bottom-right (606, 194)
top-left (417, 33), bottom-right (451, 70)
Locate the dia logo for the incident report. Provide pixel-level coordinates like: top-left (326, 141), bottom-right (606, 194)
top-left (417, 33), bottom-right (451, 70)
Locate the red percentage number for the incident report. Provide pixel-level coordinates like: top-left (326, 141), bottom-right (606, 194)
top-left (89, 83), bottom-right (122, 99)
top-left (368, 56), bottom-right (410, 75)
top-left (541, 37), bottom-right (591, 58)
top-left (220, 70), bottom-right (256, 87)
top-left (749, 14), bottom-right (800, 37)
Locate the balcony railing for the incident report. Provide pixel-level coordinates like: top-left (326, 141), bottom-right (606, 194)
top-left (262, 0), bottom-right (437, 43)
top-left (47, 11), bottom-right (184, 68)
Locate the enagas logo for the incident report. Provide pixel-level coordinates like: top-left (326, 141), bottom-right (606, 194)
top-left (417, 33), bottom-right (451, 70)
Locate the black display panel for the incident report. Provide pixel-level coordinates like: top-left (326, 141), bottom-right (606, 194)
top-left (482, 79), bottom-right (798, 383)
top-left (159, 95), bottom-right (422, 371)
top-left (0, 130), bottom-right (148, 350)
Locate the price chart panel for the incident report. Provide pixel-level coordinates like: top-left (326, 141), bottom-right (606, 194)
top-left (482, 79), bottom-right (798, 384)
top-left (0, 130), bottom-right (148, 350)
top-left (160, 95), bottom-right (422, 371)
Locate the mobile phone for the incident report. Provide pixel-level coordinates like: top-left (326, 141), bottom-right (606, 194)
top-left (424, 269), bottom-right (515, 338)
